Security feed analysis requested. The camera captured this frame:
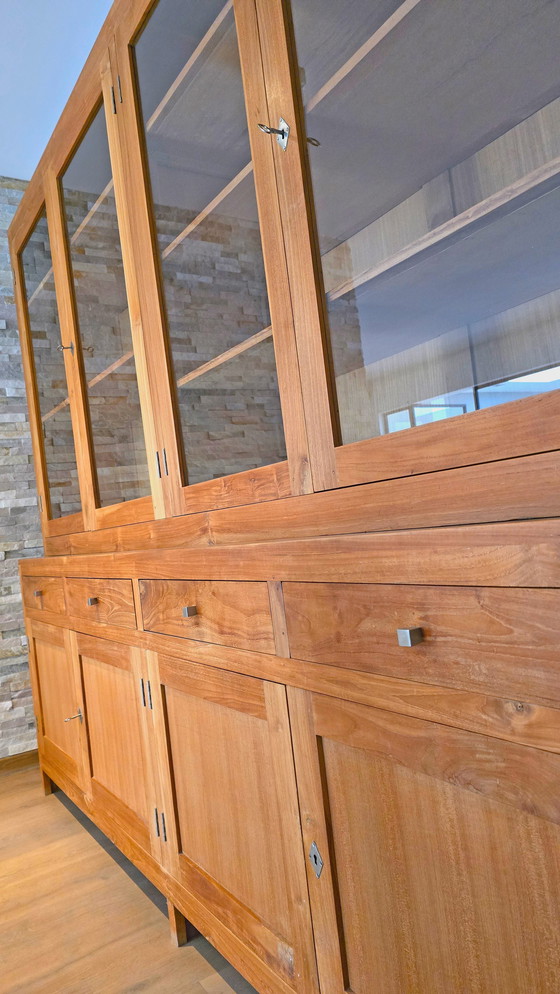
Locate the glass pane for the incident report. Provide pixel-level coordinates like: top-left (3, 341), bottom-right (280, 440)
top-left (21, 212), bottom-right (81, 518)
top-left (62, 103), bottom-right (150, 506)
top-left (179, 338), bottom-right (286, 485)
top-left (292, 0), bottom-right (560, 444)
top-left (133, 0), bottom-right (286, 484)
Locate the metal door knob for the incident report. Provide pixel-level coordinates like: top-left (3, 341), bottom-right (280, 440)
top-left (396, 627), bottom-right (424, 647)
top-left (64, 708), bottom-right (83, 724)
top-left (258, 123), bottom-right (286, 137)
top-left (257, 117), bottom-right (290, 150)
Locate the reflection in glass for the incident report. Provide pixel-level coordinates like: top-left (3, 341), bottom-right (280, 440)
top-left (133, 0), bottom-right (286, 484)
top-left (292, 0), bottom-right (560, 444)
top-left (62, 104), bottom-right (149, 508)
top-left (21, 212), bottom-right (81, 517)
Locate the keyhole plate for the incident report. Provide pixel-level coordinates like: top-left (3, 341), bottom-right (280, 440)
top-left (309, 841), bottom-right (324, 878)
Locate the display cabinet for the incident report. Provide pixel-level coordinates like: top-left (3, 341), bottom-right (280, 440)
top-left (11, 1), bottom-right (560, 993)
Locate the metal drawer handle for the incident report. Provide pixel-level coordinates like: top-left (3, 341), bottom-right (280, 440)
top-left (87, 597), bottom-right (99, 607)
top-left (64, 708), bottom-right (83, 724)
top-left (396, 627), bottom-right (424, 647)
top-left (182, 605), bottom-right (198, 618)
top-left (33, 589), bottom-right (42, 598)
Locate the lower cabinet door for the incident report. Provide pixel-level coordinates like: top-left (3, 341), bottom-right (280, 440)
top-left (288, 687), bottom-right (560, 994)
top-left (29, 621), bottom-right (89, 792)
top-left (147, 652), bottom-right (318, 994)
top-left (77, 633), bottom-right (156, 856)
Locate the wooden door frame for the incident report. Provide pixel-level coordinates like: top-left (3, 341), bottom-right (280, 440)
top-left (255, 0), bottom-right (560, 494)
top-left (146, 648), bottom-right (319, 994)
top-left (27, 619), bottom-right (91, 794)
top-left (9, 51), bottom-right (158, 538)
top-left (111, 0), bottom-right (328, 514)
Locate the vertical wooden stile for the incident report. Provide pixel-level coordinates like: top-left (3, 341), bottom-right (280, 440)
top-left (235, 0), bottom-right (315, 496)
top-left (105, 35), bottom-right (186, 519)
top-left (43, 169), bottom-right (99, 531)
top-left (252, 0), bottom-right (340, 492)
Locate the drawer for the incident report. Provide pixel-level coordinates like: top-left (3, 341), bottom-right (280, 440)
top-left (139, 579), bottom-right (275, 653)
top-left (65, 578), bottom-right (137, 630)
top-left (21, 576), bottom-right (65, 615)
top-left (283, 582), bottom-right (560, 705)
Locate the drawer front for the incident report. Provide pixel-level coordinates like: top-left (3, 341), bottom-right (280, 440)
top-left (65, 578), bottom-right (137, 630)
top-left (22, 576), bottom-right (65, 615)
top-left (283, 582), bottom-right (560, 705)
top-left (139, 579), bottom-right (275, 653)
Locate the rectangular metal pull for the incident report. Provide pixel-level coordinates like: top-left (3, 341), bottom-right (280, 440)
top-left (161, 811), bottom-right (167, 843)
top-left (155, 451), bottom-right (162, 478)
top-left (154, 808), bottom-right (160, 837)
top-left (111, 85), bottom-right (117, 114)
top-left (396, 627), bottom-right (424, 647)
top-left (87, 597), bottom-right (99, 607)
top-left (182, 605), bottom-right (197, 618)
top-left (147, 680), bottom-right (153, 710)
top-left (140, 678), bottom-right (146, 708)
top-left (33, 590), bottom-right (42, 598)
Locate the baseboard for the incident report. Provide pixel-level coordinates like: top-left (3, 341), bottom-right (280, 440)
top-left (0, 749), bottom-right (39, 774)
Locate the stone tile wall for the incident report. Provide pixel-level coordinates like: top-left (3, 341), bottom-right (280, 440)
top-left (0, 176), bottom-right (42, 758)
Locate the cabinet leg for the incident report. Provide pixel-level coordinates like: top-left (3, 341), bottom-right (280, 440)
top-left (167, 899), bottom-right (195, 947)
top-left (41, 770), bottom-right (53, 796)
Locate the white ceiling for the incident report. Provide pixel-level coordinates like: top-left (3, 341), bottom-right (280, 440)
top-left (0, 0), bottom-right (114, 181)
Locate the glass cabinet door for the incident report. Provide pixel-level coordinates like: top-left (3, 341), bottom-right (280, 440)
top-left (131, 0), bottom-right (287, 488)
top-left (20, 211), bottom-right (82, 519)
top-left (61, 102), bottom-right (150, 509)
top-left (290, 0), bottom-right (560, 452)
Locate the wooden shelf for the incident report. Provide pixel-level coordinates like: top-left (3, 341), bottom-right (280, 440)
top-left (333, 179), bottom-right (560, 366)
top-left (326, 154), bottom-right (560, 303)
top-left (302, 0), bottom-right (560, 251)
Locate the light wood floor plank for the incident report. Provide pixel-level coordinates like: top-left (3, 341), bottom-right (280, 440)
top-left (0, 767), bottom-right (257, 994)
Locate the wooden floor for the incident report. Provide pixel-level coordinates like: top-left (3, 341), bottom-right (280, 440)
top-left (0, 764), bottom-right (257, 994)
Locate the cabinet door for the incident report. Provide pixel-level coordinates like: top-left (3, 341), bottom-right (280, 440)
top-left (29, 622), bottom-right (89, 793)
top-left (76, 633), bottom-right (156, 857)
top-left (288, 687), bottom-right (560, 994)
top-left (58, 96), bottom-right (155, 528)
top-left (278, 0), bottom-right (560, 488)
top-left (114, 0), bottom-right (319, 512)
top-left (148, 652), bottom-right (317, 994)
top-left (17, 209), bottom-right (84, 537)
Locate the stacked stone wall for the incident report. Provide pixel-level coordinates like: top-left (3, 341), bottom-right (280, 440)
top-left (0, 176), bottom-right (42, 759)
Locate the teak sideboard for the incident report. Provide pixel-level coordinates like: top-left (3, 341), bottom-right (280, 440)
top-left (10, 0), bottom-right (560, 992)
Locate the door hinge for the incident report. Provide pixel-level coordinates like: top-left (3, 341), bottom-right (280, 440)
top-left (154, 808), bottom-right (168, 842)
top-left (309, 841), bottom-right (324, 878)
top-left (117, 74), bottom-right (123, 103)
top-left (111, 85), bottom-right (117, 114)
